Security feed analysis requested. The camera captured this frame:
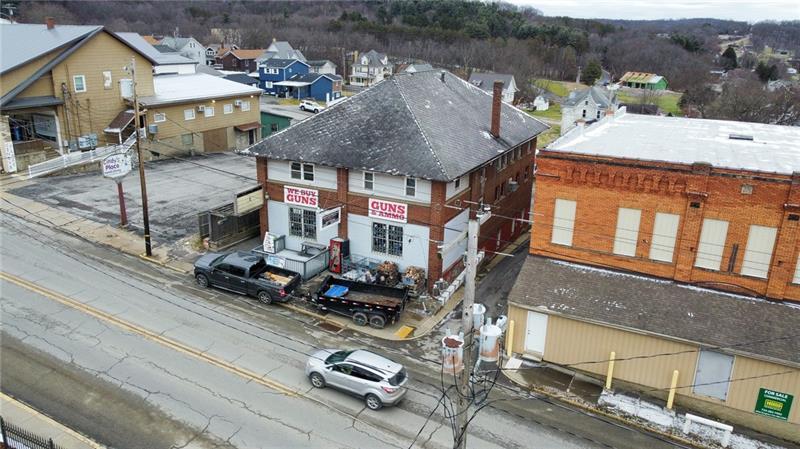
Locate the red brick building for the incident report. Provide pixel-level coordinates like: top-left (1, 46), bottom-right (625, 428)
top-left (531, 112), bottom-right (800, 302)
top-left (246, 71), bottom-right (547, 288)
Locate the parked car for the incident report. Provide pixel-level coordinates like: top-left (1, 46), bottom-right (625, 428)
top-left (299, 99), bottom-right (323, 113)
top-left (194, 251), bottom-right (301, 304)
top-left (305, 349), bottom-right (408, 410)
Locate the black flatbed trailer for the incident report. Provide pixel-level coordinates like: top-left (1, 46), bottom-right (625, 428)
top-left (312, 275), bottom-right (409, 329)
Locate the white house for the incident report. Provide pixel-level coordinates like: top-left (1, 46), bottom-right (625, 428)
top-left (307, 60), bottom-right (337, 75)
top-left (349, 50), bottom-right (392, 87)
top-left (560, 86), bottom-right (617, 135)
top-left (115, 32), bottom-right (197, 75)
top-left (257, 40), bottom-right (306, 63)
top-left (158, 36), bottom-right (205, 65)
top-left (468, 72), bottom-right (518, 104)
top-left (533, 95), bottom-right (549, 111)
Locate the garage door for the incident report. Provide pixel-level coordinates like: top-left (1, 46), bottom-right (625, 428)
top-left (524, 311), bottom-right (548, 356)
top-left (203, 128), bottom-right (229, 152)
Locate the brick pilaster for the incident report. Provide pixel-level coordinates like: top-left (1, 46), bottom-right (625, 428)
top-left (257, 158), bottom-right (269, 238)
top-left (766, 173), bottom-right (800, 298)
top-left (673, 163), bottom-right (711, 282)
top-left (336, 168), bottom-right (349, 238)
top-left (427, 181), bottom-right (447, 287)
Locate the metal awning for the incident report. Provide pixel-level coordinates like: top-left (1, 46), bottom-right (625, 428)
top-left (2, 96), bottom-right (63, 111)
top-left (104, 110), bottom-right (135, 134)
top-left (273, 81), bottom-right (311, 87)
top-left (235, 122), bottom-right (261, 132)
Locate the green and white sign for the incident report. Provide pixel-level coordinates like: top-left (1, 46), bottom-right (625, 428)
top-left (754, 388), bottom-right (793, 421)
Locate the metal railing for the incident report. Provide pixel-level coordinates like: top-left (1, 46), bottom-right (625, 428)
top-left (0, 416), bottom-right (68, 449)
top-left (27, 132), bottom-right (137, 179)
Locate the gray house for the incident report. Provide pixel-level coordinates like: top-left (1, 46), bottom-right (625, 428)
top-left (256, 40), bottom-right (306, 64)
top-left (468, 72), bottom-right (518, 104)
top-left (158, 36), bottom-right (205, 65)
top-left (560, 86), bottom-right (618, 135)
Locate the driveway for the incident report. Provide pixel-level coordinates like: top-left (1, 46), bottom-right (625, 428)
top-left (10, 153), bottom-right (258, 259)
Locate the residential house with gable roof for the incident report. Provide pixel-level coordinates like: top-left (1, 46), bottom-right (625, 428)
top-left (468, 72), bottom-right (518, 104)
top-left (158, 36), bottom-right (205, 66)
top-left (560, 86), bottom-right (618, 134)
top-left (217, 49), bottom-right (265, 72)
top-left (257, 39), bottom-right (306, 62)
top-left (257, 59), bottom-right (310, 96)
top-left (116, 32), bottom-right (197, 75)
top-left (349, 50), bottom-right (393, 87)
top-left (307, 60), bottom-right (337, 75)
top-left (244, 71), bottom-right (547, 288)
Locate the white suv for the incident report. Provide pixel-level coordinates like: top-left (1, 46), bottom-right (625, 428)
top-left (299, 100), bottom-right (323, 113)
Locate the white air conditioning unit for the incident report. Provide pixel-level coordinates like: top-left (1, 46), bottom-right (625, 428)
top-left (234, 100), bottom-right (243, 107)
top-left (508, 178), bottom-right (519, 192)
top-left (197, 105), bottom-right (206, 112)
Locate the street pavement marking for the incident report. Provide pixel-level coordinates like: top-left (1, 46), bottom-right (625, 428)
top-left (0, 271), bottom-right (297, 397)
top-left (0, 391), bottom-right (105, 449)
top-left (1, 271), bottom-right (412, 444)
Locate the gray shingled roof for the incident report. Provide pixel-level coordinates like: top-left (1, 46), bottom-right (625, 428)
top-left (307, 59), bottom-right (336, 68)
top-left (260, 58), bottom-right (307, 69)
top-left (115, 32), bottom-right (195, 66)
top-left (563, 86), bottom-right (615, 108)
top-left (361, 49), bottom-right (388, 66)
top-left (245, 70), bottom-right (548, 181)
top-left (508, 256), bottom-right (800, 366)
top-left (0, 23), bottom-right (101, 73)
top-left (469, 72), bottom-right (514, 92)
top-left (223, 73), bottom-right (259, 86)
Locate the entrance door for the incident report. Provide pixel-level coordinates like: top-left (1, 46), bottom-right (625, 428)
top-left (524, 311), bottom-right (548, 356)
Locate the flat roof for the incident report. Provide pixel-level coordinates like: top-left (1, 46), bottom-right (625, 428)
top-left (138, 73), bottom-right (262, 106)
top-left (547, 111), bottom-right (800, 176)
top-left (509, 256), bottom-right (800, 366)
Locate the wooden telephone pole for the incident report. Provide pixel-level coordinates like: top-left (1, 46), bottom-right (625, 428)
top-left (130, 57), bottom-right (152, 257)
top-left (455, 217), bottom-right (479, 449)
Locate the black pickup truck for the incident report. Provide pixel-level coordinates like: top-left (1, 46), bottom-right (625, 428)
top-left (194, 252), bottom-right (301, 304)
top-left (312, 275), bottom-right (409, 329)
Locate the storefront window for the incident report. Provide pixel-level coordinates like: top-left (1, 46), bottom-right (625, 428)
top-left (372, 222), bottom-right (403, 256)
top-left (289, 207), bottom-right (316, 239)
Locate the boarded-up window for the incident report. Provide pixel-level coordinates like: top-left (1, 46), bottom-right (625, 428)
top-left (693, 350), bottom-right (734, 401)
top-left (794, 254), bottom-right (800, 284)
top-left (551, 199), bottom-right (576, 246)
top-left (741, 225), bottom-right (777, 278)
top-left (649, 213), bottom-right (680, 263)
top-left (695, 219), bottom-right (729, 270)
top-left (613, 208), bottom-right (641, 256)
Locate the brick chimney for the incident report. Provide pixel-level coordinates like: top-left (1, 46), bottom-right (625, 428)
top-left (46, 17), bottom-right (55, 30)
top-left (490, 80), bottom-right (503, 138)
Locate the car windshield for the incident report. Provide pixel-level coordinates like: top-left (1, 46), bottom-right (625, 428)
top-left (211, 255), bottom-right (226, 266)
top-left (324, 350), bottom-right (353, 364)
top-left (388, 367), bottom-right (407, 386)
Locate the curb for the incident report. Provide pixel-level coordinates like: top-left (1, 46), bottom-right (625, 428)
top-left (501, 370), bottom-right (704, 449)
top-left (138, 254), bottom-right (191, 275)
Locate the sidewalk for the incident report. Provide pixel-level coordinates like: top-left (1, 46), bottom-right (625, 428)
top-left (0, 392), bottom-right (103, 449)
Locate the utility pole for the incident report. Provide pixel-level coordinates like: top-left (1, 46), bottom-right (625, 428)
top-left (130, 57), bottom-right (152, 256)
top-left (455, 216), bottom-right (479, 449)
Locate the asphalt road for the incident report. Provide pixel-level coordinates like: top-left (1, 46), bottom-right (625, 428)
top-left (0, 213), bottom-right (681, 449)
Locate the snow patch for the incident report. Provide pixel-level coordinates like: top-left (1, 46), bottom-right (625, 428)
top-left (481, 131), bottom-right (493, 140)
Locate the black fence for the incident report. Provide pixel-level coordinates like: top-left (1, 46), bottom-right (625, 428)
top-left (197, 203), bottom-right (260, 250)
top-left (0, 416), bottom-right (67, 449)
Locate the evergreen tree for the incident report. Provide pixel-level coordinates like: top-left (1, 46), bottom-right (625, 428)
top-left (720, 46), bottom-right (738, 70)
top-left (583, 60), bottom-right (602, 85)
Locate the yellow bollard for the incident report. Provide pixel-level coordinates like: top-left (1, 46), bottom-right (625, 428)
top-left (506, 320), bottom-right (515, 358)
top-left (667, 370), bottom-right (680, 409)
top-left (605, 351), bottom-right (616, 390)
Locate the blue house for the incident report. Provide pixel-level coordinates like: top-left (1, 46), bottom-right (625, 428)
top-left (258, 59), bottom-right (309, 96)
top-left (283, 73), bottom-right (343, 102)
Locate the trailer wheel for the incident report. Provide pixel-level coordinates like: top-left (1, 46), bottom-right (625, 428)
top-left (257, 291), bottom-right (273, 305)
top-left (368, 314), bottom-right (386, 329)
top-left (352, 312), bottom-right (368, 326)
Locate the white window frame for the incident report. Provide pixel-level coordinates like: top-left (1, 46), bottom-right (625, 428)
top-left (363, 171), bottom-right (374, 190)
top-left (551, 199), bottom-right (576, 246)
top-left (102, 71), bottom-right (112, 89)
top-left (204, 106), bottom-right (215, 118)
top-left (454, 177), bottom-right (460, 189)
top-left (184, 108), bottom-right (196, 121)
top-left (241, 101), bottom-right (251, 111)
top-left (372, 222), bottom-right (403, 256)
top-left (613, 208), bottom-right (642, 257)
top-left (649, 212), bottom-right (680, 263)
top-left (695, 218), bottom-right (729, 271)
top-left (223, 104), bottom-right (233, 114)
top-left (264, 81), bottom-right (273, 88)
top-left (741, 225), bottom-right (777, 278)
top-left (289, 207), bottom-right (317, 240)
top-left (290, 161), bottom-right (314, 181)
top-left (793, 254), bottom-right (800, 284)
top-left (73, 75), bottom-right (87, 93)
top-left (153, 112), bottom-right (166, 123)
top-left (405, 177), bottom-right (416, 197)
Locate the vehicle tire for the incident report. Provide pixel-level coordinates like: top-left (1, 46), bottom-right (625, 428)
top-left (195, 274), bottom-right (209, 288)
top-left (368, 314), bottom-right (386, 329)
top-left (309, 372), bottom-right (326, 388)
top-left (352, 312), bottom-right (368, 326)
top-left (365, 393), bottom-right (383, 411)
top-left (313, 108), bottom-right (319, 113)
top-left (257, 290), bottom-right (273, 305)
top-left (300, 105), bottom-right (305, 111)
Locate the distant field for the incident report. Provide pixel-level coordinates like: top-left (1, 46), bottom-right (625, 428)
top-left (616, 90), bottom-right (683, 116)
top-left (529, 102), bottom-right (562, 121)
top-left (533, 78), bottom-right (584, 98)
top-left (537, 125), bottom-right (561, 148)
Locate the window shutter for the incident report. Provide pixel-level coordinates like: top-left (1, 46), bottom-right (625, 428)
top-left (612, 208), bottom-right (641, 256)
top-left (741, 225), bottom-right (777, 278)
top-left (649, 213), bottom-right (680, 262)
top-left (551, 199), bottom-right (576, 246)
top-left (695, 219), bottom-right (729, 270)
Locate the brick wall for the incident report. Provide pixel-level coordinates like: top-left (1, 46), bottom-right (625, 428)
top-left (531, 152), bottom-right (800, 302)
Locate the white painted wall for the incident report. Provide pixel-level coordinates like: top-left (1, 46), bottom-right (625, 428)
top-left (349, 169), bottom-right (432, 203)
top-left (267, 159), bottom-right (338, 190)
top-left (154, 64), bottom-right (197, 75)
top-left (442, 208), bottom-right (469, 271)
top-left (267, 200), bottom-right (339, 251)
top-left (347, 213), bottom-right (430, 272)
top-left (445, 174), bottom-right (469, 199)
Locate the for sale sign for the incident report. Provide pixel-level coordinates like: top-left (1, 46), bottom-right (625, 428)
top-left (284, 186), bottom-right (318, 208)
top-left (754, 388), bottom-right (793, 421)
top-left (368, 198), bottom-right (407, 223)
